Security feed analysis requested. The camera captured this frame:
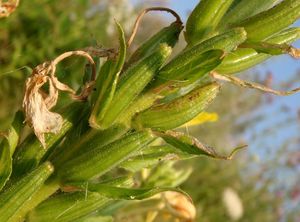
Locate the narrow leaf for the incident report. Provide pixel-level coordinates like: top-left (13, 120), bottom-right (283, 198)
top-left (27, 192), bottom-right (111, 222)
top-left (58, 131), bottom-right (155, 182)
top-left (0, 162), bottom-right (54, 222)
top-left (158, 130), bottom-right (246, 160)
top-left (64, 182), bottom-right (189, 202)
top-left (0, 111), bottom-right (23, 190)
top-left (11, 102), bottom-right (87, 180)
top-left (89, 21), bottom-right (127, 128)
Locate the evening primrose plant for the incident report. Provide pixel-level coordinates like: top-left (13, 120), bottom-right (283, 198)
top-left (1, 0), bottom-right (300, 221)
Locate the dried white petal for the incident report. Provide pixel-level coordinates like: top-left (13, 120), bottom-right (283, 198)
top-left (0, 0), bottom-right (19, 18)
top-left (22, 51), bottom-right (96, 147)
top-left (22, 64), bottom-right (63, 147)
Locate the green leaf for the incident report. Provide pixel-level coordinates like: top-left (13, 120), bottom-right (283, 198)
top-left (0, 111), bottom-right (23, 190)
top-left (65, 182), bottom-right (188, 201)
top-left (89, 21), bottom-right (127, 128)
top-left (219, 0), bottom-right (281, 29)
top-left (217, 27), bottom-right (300, 74)
top-left (11, 102), bottom-right (87, 180)
top-left (52, 124), bottom-right (128, 168)
top-left (27, 192), bottom-right (112, 222)
top-left (120, 145), bottom-right (190, 172)
top-left (58, 131), bottom-right (155, 182)
top-left (152, 27), bottom-right (247, 88)
top-left (158, 130), bottom-right (246, 160)
top-left (133, 83), bottom-right (220, 131)
top-left (0, 162), bottom-right (54, 222)
top-left (0, 142), bottom-right (11, 191)
top-left (239, 41), bottom-right (298, 56)
top-left (152, 49), bottom-right (224, 89)
top-left (237, 0), bottom-right (300, 41)
top-left (99, 43), bottom-right (172, 129)
top-left (185, 0), bottom-right (235, 45)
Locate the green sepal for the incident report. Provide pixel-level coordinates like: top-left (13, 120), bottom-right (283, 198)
top-left (219, 0), bottom-right (281, 29)
top-left (185, 0), bottom-right (235, 45)
top-left (184, 27), bottom-right (247, 52)
top-left (152, 49), bottom-right (224, 89)
top-left (89, 21), bottom-right (127, 128)
top-left (70, 184), bottom-right (187, 201)
top-left (11, 102), bottom-right (87, 180)
top-left (237, 0), bottom-right (300, 41)
top-left (0, 162), bottom-right (54, 222)
top-left (217, 27), bottom-right (300, 74)
top-left (133, 83), bottom-right (220, 131)
top-left (158, 130), bottom-right (245, 160)
top-left (51, 124), bottom-right (128, 168)
top-left (153, 28), bottom-right (246, 88)
top-left (26, 192), bottom-right (111, 222)
top-left (58, 130), bottom-right (155, 182)
top-left (239, 41), bottom-right (295, 55)
top-left (116, 92), bottom-right (161, 127)
top-left (120, 145), bottom-right (190, 172)
top-left (0, 111), bottom-right (23, 190)
top-left (99, 43), bottom-right (172, 129)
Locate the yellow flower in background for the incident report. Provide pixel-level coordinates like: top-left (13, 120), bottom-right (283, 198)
top-left (182, 112), bottom-right (219, 127)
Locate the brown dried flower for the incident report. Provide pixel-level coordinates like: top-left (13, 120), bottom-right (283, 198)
top-left (0, 0), bottom-right (19, 18)
top-left (22, 51), bottom-right (95, 147)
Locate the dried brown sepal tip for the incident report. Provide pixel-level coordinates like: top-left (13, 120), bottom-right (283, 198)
top-left (0, 0), bottom-right (19, 18)
top-left (127, 7), bottom-right (182, 47)
top-left (210, 71), bottom-right (300, 96)
top-left (163, 130), bottom-right (246, 160)
top-left (288, 47), bottom-right (300, 58)
top-left (22, 51), bottom-right (96, 147)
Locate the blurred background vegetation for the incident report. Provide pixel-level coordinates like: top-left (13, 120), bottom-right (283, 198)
top-left (1, 0), bottom-right (299, 221)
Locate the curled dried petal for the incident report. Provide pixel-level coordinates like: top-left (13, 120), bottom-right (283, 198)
top-left (210, 71), bottom-right (300, 96)
top-left (22, 68), bottom-right (62, 147)
top-left (0, 0), bottom-right (19, 18)
top-left (22, 51), bottom-right (96, 147)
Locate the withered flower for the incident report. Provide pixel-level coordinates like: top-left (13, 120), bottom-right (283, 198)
top-left (0, 0), bottom-right (19, 18)
top-left (22, 51), bottom-right (95, 147)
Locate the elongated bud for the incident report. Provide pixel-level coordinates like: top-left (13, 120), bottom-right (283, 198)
top-left (12, 102), bottom-right (86, 180)
top-left (132, 83), bottom-right (220, 131)
top-left (237, 0), bottom-right (300, 41)
top-left (219, 0), bottom-right (281, 29)
top-left (217, 27), bottom-right (300, 74)
top-left (0, 162), bottom-right (54, 222)
top-left (99, 44), bottom-right (172, 129)
top-left (153, 27), bottom-right (246, 87)
top-left (58, 131), bottom-right (155, 182)
top-left (0, 111), bottom-right (24, 190)
top-left (185, 0), bottom-right (235, 45)
top-left (152, 49), bottom-right (224, 89)
top-left (27, 192), bottom-right (111, 222)
top-left (89, 21), bottom-right (127, 129)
